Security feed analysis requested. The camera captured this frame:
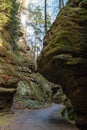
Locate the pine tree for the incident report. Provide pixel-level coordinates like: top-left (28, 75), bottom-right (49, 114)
top-left (27, 4), bottom-right (51, 58)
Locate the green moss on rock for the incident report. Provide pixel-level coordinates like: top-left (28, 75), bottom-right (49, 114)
top-left (38, 0), bottom-right (87, 128)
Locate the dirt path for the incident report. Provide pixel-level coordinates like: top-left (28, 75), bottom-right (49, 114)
top-left (0, 104), bottom-right (79, 130)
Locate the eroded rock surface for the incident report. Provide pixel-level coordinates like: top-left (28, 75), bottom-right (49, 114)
top-left (0, 0), bottom-right (51, 113)
top-left (0, 40), bottom-right (19, 112)
top-left (13, 43), bottom-right (52, 109)
top-left (0, 0), bottom-right (20, 112)
top-left (38, 0), bottom-right (87, 128)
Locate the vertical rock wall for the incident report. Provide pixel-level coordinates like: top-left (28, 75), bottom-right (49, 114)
top-left (38, 0), bottom-right (87, 129)
top-left (0, 0), bottom-right (19, 112)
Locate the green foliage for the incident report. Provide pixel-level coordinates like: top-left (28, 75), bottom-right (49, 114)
top-left (0, 0), bottom-right (20, 50)
top-left (27, 4), bottom-right (51, 58)
top-left (8, 0), bottom-right (20, 50)
top-left (0, 0), bottom-right (12, 13)
top-left (0, 0), bottom-right (12, 30)
top-left (28, 4), bottom-right (51, 34)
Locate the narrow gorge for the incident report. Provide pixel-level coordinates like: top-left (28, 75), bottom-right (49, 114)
top-left (0, 0), bottom-right (87, 130)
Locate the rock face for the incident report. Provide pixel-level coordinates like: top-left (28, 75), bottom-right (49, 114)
top-left (0, 0), bottom-right (19, 112)
top-left (38, 0), bottom-right (87, 128)
top-left (13, 50), bottom-right (52, 109)
top-left (0, 27), bottom-right (51, 112)
top-left (0, 46), bottom-right (19, 112)
top-left (51, 84), bottom-right (74, 120)
top-left (12, 31), bottom-right (52, 109)
top-left (0, 0), bottom-right (52, 112)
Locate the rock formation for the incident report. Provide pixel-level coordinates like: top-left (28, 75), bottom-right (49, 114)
top-left (0, 0), bottom-right (52, 113)
top-left (13, 37), bottom-right (52, 109)
top-left (0, 23), bottom-right (52, 112)
top-left (0, 0), bottom-right (20, 112)
top-left (38, 0), bottom-right (87, 129)
top-left (0, 46), bottom-right (19, 112)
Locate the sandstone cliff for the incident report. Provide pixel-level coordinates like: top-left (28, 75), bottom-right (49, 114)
top-left (38, 0), bottom-right (87, 129)
top-left (0, 0), bottom-right (20, 112)
top-left (0, 0), bottom-right (52, 113)
top-left (13, 37), bottom-right (52, 109)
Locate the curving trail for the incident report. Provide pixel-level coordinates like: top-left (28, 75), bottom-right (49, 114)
top-left (2, 104), bottom-right (79, 130)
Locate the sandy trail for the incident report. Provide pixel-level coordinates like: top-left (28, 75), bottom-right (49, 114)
top-left (0, 104), bottom-right (79, 130)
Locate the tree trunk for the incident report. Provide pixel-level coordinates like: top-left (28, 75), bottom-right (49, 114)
top-left (45, 0), bottom-right (47, 34)
top-left (59, 0), bottom-right (61, 11)
top-left (61, 0), bottom-right (64, 8)
top-left (59, 0), bottom-right (64, 11)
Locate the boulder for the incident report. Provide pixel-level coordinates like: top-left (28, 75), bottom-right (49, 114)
top-left (38, 0), bottom-right (87, 129)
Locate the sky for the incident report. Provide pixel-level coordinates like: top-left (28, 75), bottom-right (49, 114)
top-left (20, 0), bottom-right (67, 32)
top-left (21, 0), bottom-right (55, 26)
